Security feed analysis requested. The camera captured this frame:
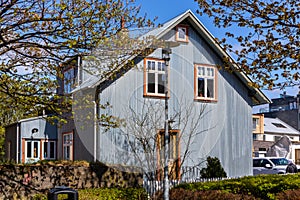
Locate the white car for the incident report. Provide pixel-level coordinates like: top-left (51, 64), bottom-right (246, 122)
top-left (253, 157), bottom-right (299, 175)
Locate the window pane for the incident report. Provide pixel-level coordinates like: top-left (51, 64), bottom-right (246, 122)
top-left (64, 146), bottom-right (69, 160)
top-left (161, 62), bottom-right (165, 72)
top-left (178, 27), bottom-right (186, 39)
top-left (147, 73), bottom-right (155, 93)
top-left (158, 74), bottom-right (165, 94)
top-left (158, 62), bottom-right (162, 71)
top-left (64, 68), bottom-right (75, 93)
top-left (197, 78), bottom-right (205, 97)
top-left (207, 68), bottom-right (214, 77)
top-left (151, 61), bottom-right (155, 70)
top-left (34, 142), bottom-right (39, 158)
top-left (44, 142), bottom-right (48, 158)
top-left (147, 61), bottom-right (151, 70)
top-left (207, 79), bottom-right (214, 98)
top-left (198, 67), bottom-right (205, 76)
top-left (50, 142), bottom-right (55, 158)
top-left (27, 142), bottom-right (32, 158)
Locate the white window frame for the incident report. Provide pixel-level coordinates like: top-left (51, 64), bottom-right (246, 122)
top-left (42, 140), bottom-right (56, 160)
top-left (144, 58), bottom-right (168, 97)
top-left (63, 67), bottom-right (77, 94)
top-left (194, 64), bottom-right (217, 101)
top-left (25, 140), bottom-right (40, 163)
top-left (63, 132), bottom-right (73, 160)
top-left (176, 25), bottom-right (188, 42)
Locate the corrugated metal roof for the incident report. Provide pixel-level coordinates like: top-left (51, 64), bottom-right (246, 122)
top-left (264, 117), bottom-right (300, 135)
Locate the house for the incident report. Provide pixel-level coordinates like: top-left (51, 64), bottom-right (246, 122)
top-left (55, 10), bottom-right (270, 178)
top-left (5, 116), bottom-right (57, 163)
top-left (262, 92), bottom-right (300, 131)
top-left (252, 114), bottom-right (300, 164)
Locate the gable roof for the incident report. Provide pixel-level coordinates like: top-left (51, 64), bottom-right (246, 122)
top-left (264, 117), bottom-right (300, 135)
top-left (76, 10), bottom-right (270, 105)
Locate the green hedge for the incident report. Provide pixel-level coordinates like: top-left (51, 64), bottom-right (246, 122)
top-left (33, 188), bottom-right (147, 200)
top-left (174, 174), bottom-right (300, 200)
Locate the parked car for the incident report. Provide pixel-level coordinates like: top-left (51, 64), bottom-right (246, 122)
top-left (253, 157), bottom-right (299, 175)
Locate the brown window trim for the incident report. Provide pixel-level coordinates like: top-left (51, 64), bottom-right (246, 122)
top-left (62, 131), bottom-right (74, 161)
top-left (194, 64), bottom-right (218, 102)
top-left (176, 25), bottom-right (189, 43)
top-left (143, 57), bottom-right (170, 98)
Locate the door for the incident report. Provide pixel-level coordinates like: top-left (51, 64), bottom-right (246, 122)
top-left (157, 130), bottom-right (180, 180)
top-left (295, 149), bottom-right (300, 165)
top-left (25, 140), bottom-right (40, 163)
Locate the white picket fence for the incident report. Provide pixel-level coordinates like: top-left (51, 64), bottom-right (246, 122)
top-left (143, 166), bottom-right (229, 196)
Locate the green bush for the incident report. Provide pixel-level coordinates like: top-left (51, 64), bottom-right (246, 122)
top-left (32, 187), bottom-right (147, 200)
top-left (175, 174), bottom-right (300, 200)
top-left (200, 156), bottom-right (227, 178)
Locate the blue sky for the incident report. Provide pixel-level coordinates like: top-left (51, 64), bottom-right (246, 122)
top-left (135, 0), bottom-right (299, 104)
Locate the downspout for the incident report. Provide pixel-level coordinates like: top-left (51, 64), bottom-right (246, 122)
top-left (94, 86), bottom-right (101, 162)
top-left (16, 122), bottom-right (20, 163)
top-left (93, 100), bottom-right (97, 162)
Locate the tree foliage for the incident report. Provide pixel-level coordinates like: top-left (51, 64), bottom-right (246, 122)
top-left (0, 0), bottom-right (150, 121)
top-left (195, 0), bottom-right (300, 89)
top-left (200, 156), bottom-right (227, 178)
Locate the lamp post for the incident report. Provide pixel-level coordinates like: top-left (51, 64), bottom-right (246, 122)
top-left (162, 47), bottom-right (171, 200)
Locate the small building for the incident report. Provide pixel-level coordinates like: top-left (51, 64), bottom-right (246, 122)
top-left (264, 92), bottom-right (300, 131)
top-left (5, 116), bottom-right (57, 163)
top-left (253, 115), bottom-right (300, 163)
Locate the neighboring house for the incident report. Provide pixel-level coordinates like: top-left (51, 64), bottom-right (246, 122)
top-left (253, 115), bottom-right (300, 164)
top-left (56, 10), bottom-right (270, 177)
top-left (263, 92), bottom-right (300, 131)
top-left (5, 116), bottom-right (57, 163)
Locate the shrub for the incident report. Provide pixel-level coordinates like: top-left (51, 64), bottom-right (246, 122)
top-left (176, 174), bottom-right (300, 200)
top-left (200, 156), bottom-right (227, 178)
top-left (32, 187), bottom-right (147, 200)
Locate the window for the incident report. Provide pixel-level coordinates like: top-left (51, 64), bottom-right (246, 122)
top-left (156, 130), bottom-right (180, 180)
top-left (274, 136), bottom-right (281, 142)
top-left (42, 141), bottom-right (56, 160)
top-left (194, 64), bottom-right (217, 101)
top-left (176, 25), bottom-right (188, 42)
top-left (253, 118), bottom-right (259, 130)
top-left (144, 58), bottom-right (167, 97)
top-left (272, 123), bottom-right (286, 128)
top-left (63, 132), bottom-right (73, 160)
top-left (253, 134), bottom-right (257, 140)
top-left (258, 148), bottom-right (267, 151)
top-left (63, 67), bottom-right (77, 94)
top-left (25, 140), bottom-right (40, 163)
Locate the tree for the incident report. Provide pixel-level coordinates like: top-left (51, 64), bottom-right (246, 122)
top-left (200, 156), bottom-right (227, 178)
top-left (195, 0), bottom-right (299, 89)
top-left (0, 0), bottom-right (151, 121)
top-left (117, 98), bottom-right (211, 181)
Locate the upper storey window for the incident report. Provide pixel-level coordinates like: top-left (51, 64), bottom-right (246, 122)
top-left (144, 58), bottom-right (167, 98)
top-left (194, 64), bottom-right (217, 101)
top-left (63, 67), bottom-right (77, 94)
top-left (176, 25), bottom-right (189, 42)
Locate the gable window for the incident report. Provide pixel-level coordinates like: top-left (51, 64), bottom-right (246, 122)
top-left (194, 64), bottom-right (217, 101)
top-left (144, 58), bottom-right (167, 97)
top-left (176, 25), bottom-right (188, 42)
top-left (63, 132), bottom-right (73, 160)
top-left (63, 67), bottom-right (77, 94)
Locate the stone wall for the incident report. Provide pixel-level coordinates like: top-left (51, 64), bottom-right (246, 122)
top-left (0, 162), bottom-right (143, 199)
